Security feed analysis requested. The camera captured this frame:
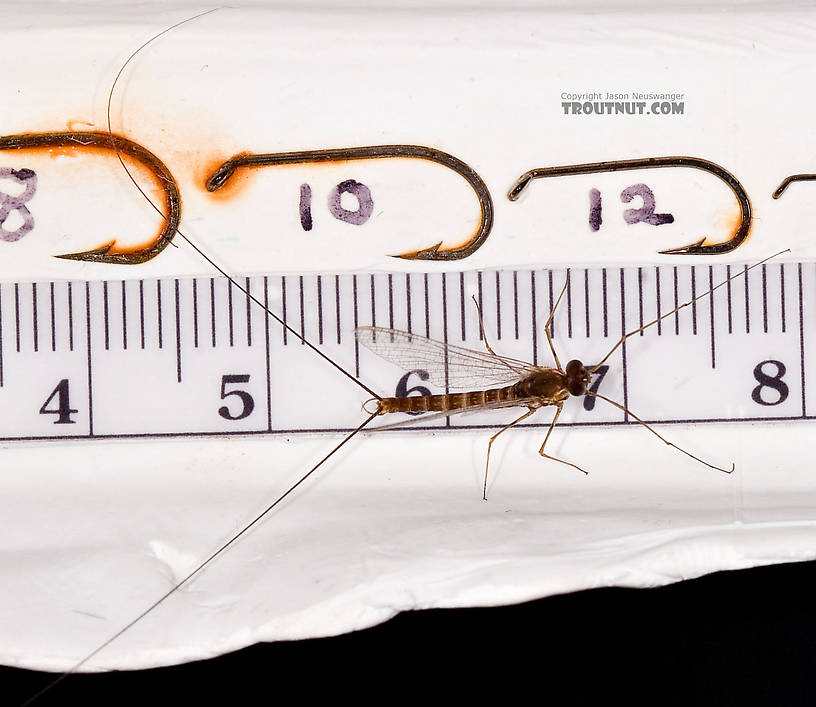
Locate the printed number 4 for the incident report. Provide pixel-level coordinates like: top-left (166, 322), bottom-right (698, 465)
top-left (39, 379), bottom-right (78, 424)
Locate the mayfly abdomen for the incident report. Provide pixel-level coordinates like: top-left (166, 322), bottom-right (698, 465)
top-left (378, 385), bottom-right (518, 415)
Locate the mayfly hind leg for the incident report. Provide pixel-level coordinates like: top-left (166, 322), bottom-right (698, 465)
top-left (537, 403), bottom-right (588, 475)
top-left (483, 407), bottom-right (538, 500)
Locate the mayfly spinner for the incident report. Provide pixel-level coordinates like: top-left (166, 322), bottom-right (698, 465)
top-left (356, 251), bottom-right (788, 499)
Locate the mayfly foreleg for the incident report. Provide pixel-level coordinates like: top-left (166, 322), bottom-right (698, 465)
top-left (470, 295), bottom-right (522, 377)
top-left (537, 402), bottom-right (588, 476)
top-left (543, 272), bottom-right (570, 372)
top-left (589, 249), bottom-right (790, 374)
top-left (483, 407), bottom-right (538, 500)
top-left (586, 391), bottom-right (734, 473)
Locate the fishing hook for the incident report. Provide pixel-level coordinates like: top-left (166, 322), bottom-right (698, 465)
top-left (772, 174), bottom-right (816, 199)
top-left (205, 145), bottom-right (493, 260)
top-left (508, 156), bottom-right (752, 255)
top-left (0, 131), bottom-right (181, 264)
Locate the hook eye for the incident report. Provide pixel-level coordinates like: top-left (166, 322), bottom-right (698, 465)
top-left (773, 174), bottom-right (816, 199)
top-left (0, 131), bottom-right (181, 264)
top-left (508, 156), bottom-right (752, 256)
top-left (205, 145), bottom-right (493, 261)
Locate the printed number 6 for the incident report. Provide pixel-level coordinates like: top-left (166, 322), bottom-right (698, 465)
top-left (219, 374), bottom-right (255, 420)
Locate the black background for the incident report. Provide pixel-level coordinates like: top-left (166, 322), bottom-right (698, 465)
top-left (6, 559), bottom-right (816, 705)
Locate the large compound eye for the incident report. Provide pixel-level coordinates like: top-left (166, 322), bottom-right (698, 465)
top-left (565, 359), bottom-right (587, 396)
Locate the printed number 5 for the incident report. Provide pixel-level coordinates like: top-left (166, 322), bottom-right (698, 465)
top-left (219, 374), bottom-right (255, 420)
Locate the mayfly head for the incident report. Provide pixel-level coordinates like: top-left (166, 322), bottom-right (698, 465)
top-left (565, 359), bottom-right (591, 396)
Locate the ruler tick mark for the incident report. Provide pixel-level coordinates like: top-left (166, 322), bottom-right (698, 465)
top-left (31, 282), bottom-right (39, 353)
top-left (513, 270), bottom-right (519, 340)
top-left (245, 277), bottom-right (252, 347)
top-left (264, 276), bottom-right (272, 431)
top-left (14, 283), bottom-right (20, 353)
top-left (405, 273), bottom-right (413, 335)
top-left (369, 275), bottom-right (376, 329)
top-left (495, 271), bottom-right (501, 341)
top-left (673, 267), bottom-right (679, 335)
top-left (102, 281), bottom-right (109, 351)
top-left (85, 281), bottom-right (94, 437)
top-left (139, 280), bottom-right (145, 349)
top-left (424, 273), bottom-right (430, 339)
top-left (709, 266), bottom-right (716, 369)
top-left (192, 279), bottom-right (199, 348)
top-left (316, 275), bottom-right (323, 346)
top-left (281, 276), bottom-right (287, 346)
top-left (442, 272), bottom-right (450, 426)
top-left (459, 271), bottom-right (466, 341)
top-left (175, 279), bottom-right (182, 383)
top-left (157, 280), bottom-right (163, 349)
top-left (50, 282), bottom-right (56, 352)
top-left (336, 275), bottom-right (342, 344)
top-left (388, 274), bottom-right (394, 331)
top-left (799, 263), bottom-right (806, 417)
top-left (620, 268), bottom-right (628, 419)
top-left (353, 274), bottom-right (360, 377)
top-left (637, 267), bottom-right (644, 336)
top-left (477, 271), bottom-right (483, 341)
top-left (299, 276), bottom-right (305, 346)
top-left (121, 281), bottom-right (127, 350)
top-left (69, 281), bottom-right (75, 351)
top-left (691, 267), bottom-right (697, 335)
top-left (548, 269), bottom-right (554, 340)
top-left (655, 266), bottom-right (662, 336)
top-left (781, 264), bottom-right (787, 334)
top-left (762, 264), bottom-right (768, 334)
top-left (744, 265), bottom-right (750, 334)
top-left (228, 279), bottom-right (235, 347)
top-left (531, 270), bottom-right (538, 364)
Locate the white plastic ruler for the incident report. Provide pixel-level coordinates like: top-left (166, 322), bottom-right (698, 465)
top-left (0, 259), bottom-right (810, 442)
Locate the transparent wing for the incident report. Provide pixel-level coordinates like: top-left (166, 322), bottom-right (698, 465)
top-left (354, 326), bottom-right (543, 389)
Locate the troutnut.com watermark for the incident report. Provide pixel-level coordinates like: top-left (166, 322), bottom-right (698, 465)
top-left (560, 91), bottom-right (685, 116)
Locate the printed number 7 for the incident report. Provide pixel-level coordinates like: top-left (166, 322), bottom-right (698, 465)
top-left (582, 365), bottom-right (608, 411)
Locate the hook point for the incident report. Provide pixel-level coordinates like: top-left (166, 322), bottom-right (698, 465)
top-left (391, 241), bottom-right (444, 260)
top-left (657, 237), bottom-right (708, 256)
top-left (55, 240), bottom-right (116, 262)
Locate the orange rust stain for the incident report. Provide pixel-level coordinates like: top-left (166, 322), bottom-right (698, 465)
top-left (715, 204), bottom-right (751, 242)
top-left (66, 119), bottom-right (95, 131)
top-left (195, 151), bottom-right (254, 202)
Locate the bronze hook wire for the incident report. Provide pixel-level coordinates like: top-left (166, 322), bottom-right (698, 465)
top-left (205, 144), bottom-right (494, 260)
top-left (0, 130), bottom-right (181, 264)
top-left (508, 156), bottom-right (752, 255)
top-left (772, 174), bottom-right (816, 199)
